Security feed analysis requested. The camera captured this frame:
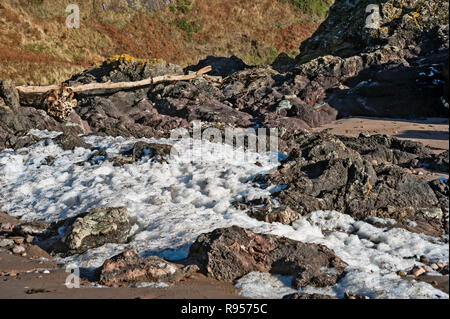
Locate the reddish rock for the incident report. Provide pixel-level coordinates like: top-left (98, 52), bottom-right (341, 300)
top-left (188, 226), bottom-right (347, 289)
top-left (95, 250), bottom-right (196, 287)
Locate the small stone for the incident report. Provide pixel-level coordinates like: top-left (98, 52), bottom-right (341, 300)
top-left (397, 270), bottom-right (407, 277)
top-left (12, 245), bottom-right (26, 255)
top-left (0, 238), bottom-right (14, 248)
top-left (431, 263), bottom-right (439, 271)
top-left (437, 261), bottom-right (445, 269)
top-left (423, 265), bottom-right (433, 273)
top-left (26, 235), bottom-right (34, 243)
top-left (371, 160), bottom-right (378, 166)
top-left (411, 266), bottom-right (425, 277)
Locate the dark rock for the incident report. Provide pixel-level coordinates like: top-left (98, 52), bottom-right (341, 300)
top-left (13, 221), bottom-right (51, 237)
top-left (118, 141), bottom-right (175, 164)
top-left (419, 150), bottom-right (449, 173)
top-left (4, 131), bottom-right (42, 150)
top-left (53, 133), bottom-right (90, 151)
top-left (95, 250), bottom-right (187, 287)
top-left (0, 79), bottom-right (20, 110)
top-left (188, 226), bottom-right (346, 289)
top-left (67, 56), bottom-right (183, 86)
top-left (185, 56), bottom-right (248, 77)
top-left (244, 132), bottom-right (441, 221)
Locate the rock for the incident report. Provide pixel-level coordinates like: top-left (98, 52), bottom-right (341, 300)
top-left (431, 263), bottom-right (440, 271)
top-left (240, 131), bottom-right (441, 222)
top-left (185, 56), bottom-right (248, 77)
top-left (247, 205), bottom-right (299, 225)
top-left (12, 245), bottom-right (26, 255)
top-left (37, 207), bottom-right (131, 256)
top-left (0, 238), bottom-right (14, 248)
top-left (13, 221), bottom-right (51, 237)
top-left (67, 56), bottom-right (184, 86)
top-left (296, 0), bottom-right (449, 63)
top-left (282, 293), bottom-right (336, 299)
top-left (419, 208), bottom-right (443, 220)
top-left (53, 133), bottom-right (90, 151)
top-left (188, 226), bottom-right (346, 289)
top-left (0, 79), bottom-right (20, 110)
top-left (4, 131), bottom-right (43, 150)
top-left (412, 266), bottom-right (426, 277)
top-left (420, 150), bottom-right (449, 173)
top-left (121, 141), bottom-right (174, 163)
top-left (62, 207), bottom-right (131, 255)
top-left (95, 250), bottom-right (187, 287)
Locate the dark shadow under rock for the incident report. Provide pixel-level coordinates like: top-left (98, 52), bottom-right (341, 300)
top-left (185, 56), bottom-right (248, 78)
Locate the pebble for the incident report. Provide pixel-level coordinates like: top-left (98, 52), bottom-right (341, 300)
top-left (436, 261), bottom-right (445, 269)
top-left (0, 238), bottom-right (14, 248)
top-left (26, 235), bottom-right (34, 243)
top-left (411, 266), bottom-right (425, 277)
top-left (397, 270), bottom-right (407, 277)
top-left (12, 245), bottom-right (26, 255)
top-left (431, 263), bottom-right (439, 271)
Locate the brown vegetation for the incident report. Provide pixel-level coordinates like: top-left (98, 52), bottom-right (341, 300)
top-left (0, 0), bottom-right (332, 85)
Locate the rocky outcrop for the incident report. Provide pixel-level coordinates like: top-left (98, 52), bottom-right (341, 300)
top-left (297, 0), bottom-right (449, 63)
top-left (188, 226), bottom-right (347, 289)
top-left (94, 250), bottom-right (197, 287)
top-left (291, 0), bottom-right (449, 120)
top-left (240, 132), bottom-right (448, 228)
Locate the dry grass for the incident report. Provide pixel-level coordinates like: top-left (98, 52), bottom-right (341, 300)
top-left (0, 0), bottom-right (333, 85)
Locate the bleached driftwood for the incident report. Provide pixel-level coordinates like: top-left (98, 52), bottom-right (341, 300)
top-left (16, 66), bottom-right (212, 94)
top-left (15, 66), bottom-right (212, 122)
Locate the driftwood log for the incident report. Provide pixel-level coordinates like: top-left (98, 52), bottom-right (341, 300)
top-left (15, 66), bottom-right (212, 122)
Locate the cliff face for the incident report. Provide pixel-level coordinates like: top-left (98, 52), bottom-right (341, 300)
top-left (296, 0), bottom-right (449, 63)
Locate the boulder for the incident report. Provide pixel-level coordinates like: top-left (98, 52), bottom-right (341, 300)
top-left (38, 207), bottom-right (131, 256)
top-left (63, 207), bottom-right (131, 255)
top-left (95, 250), bottom-right (196, 287)
top-left (188, 226), bottom-right (347, 289)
